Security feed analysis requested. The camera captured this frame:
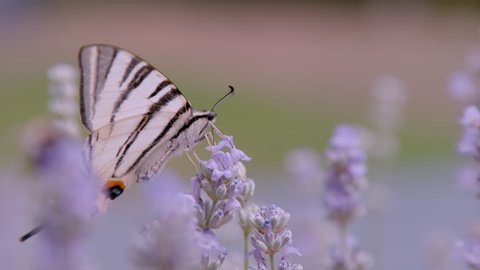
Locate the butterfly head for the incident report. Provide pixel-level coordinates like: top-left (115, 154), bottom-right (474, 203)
top-left (206, 111), bottom-right (217, 122)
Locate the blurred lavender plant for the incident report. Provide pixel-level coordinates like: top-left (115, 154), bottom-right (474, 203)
top-left (456, 105), bottom-right (480, 198)
top-left (191, 135), bottom-right (252, 269)
top-left (19, 63), bottom-right (99, 270)
top-left (456, 222), bottom-right (480, 270)
top-left (249, 205), bottom-right (303, 270)
top-left (448, 47), bottom-right (480, 105)
top-left (284, 148), bottom-right (323, 195)
top-left (368, 75), bottom-right (406, 160)
top-left (422, 230), bottom-right (454, 270)
top-left (455, 105), bottom-right (480, 269)
top-left (47, 63), bottom-right (80, 138)
top-left (448, 45), bottom-right (480, 269)
top-left (458, 237), bottom-right (480, 270)
top-left (35, 136), bottom-right (98, 270)
top-left (133, 176), bottom-right (203, 270)
top-left (323, 125), bottom-right (372, 270)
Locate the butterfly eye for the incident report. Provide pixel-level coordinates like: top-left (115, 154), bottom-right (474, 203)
top-left (207, 112), bottom-right (217, 121)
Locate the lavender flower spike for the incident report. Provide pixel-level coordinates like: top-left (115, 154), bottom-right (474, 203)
top-left (133, 188), bottom-right (202, 270)
top-left (458, 106), bottom-right (480, 157)
top-left (22, 123), bottom-right (99, 270)
top-left (200, 235), bottom-right (228, 270)
top-left (249, 205), bottom-right (303, 270)
top-left (324, 125), bottom-right (368, 226)
top-left (458, 223), bottom-right (480, 270)
top-left (47, 63), bottom-right (80, 137)
top-left (194, 135), bottom-right (249, 230)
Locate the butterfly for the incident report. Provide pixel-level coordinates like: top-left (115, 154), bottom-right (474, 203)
top-left (78, 44), bottom-right (228, 204)
top-left (19, 45), bottom-right (229, 242)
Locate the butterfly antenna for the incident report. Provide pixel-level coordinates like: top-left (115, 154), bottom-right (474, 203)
top-left (205, 85), bottom-right (234, 141)
top-left (211, 85), bottom-right (235, 112)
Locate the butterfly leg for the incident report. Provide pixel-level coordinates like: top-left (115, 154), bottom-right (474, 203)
top-left (185, 151), bottom-right (199, 171)
top-left (205, 131), bottom-right (215, 147)
top-left (192, 151), bottom-right (202, 163)
top-left (210, 123), bottom-right (225, 138)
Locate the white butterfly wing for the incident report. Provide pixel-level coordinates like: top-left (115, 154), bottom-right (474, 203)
top-left (79, 45), bottom-right (193, 186)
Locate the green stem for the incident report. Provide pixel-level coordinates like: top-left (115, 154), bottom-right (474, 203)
top-left (269, 254), bottom-right (275, 270)
top-left (243, 229), bottom-right (250, 270)
top-left (205, 200), bottom-right (218, 228)
top-left (339, 223), bottom-right (349, 260)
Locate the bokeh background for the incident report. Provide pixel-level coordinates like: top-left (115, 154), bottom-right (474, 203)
top-left (1, 1), bottom-right (480, 269)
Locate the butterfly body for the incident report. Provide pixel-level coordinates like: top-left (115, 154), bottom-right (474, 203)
top-left (79, 44), bottom-right (216, 201)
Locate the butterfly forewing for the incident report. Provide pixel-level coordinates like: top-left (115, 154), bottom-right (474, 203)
top-left (79, 44), bottom-right (200, 189)
top-left (79, 45), bottom-right (190, 131)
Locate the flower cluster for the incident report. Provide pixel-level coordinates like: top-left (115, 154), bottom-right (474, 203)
top-left (323, 124), bottom-right (372, 270)
top-left (324, 125), bottom-right (368, 225)
top-left (284, 148), bottom-right (323, 194)
top-left (200, 234), bottom-right (229, 270)
top-left (328, 236), bottom-right (373, 270)
top-left (448, 47), bottom-right (480, 104)
top-left (458, 106), bottom-right (480, 158)
top-left (369, 75), bottom-right (406, 160)
top-left (192, 136), bottom-right (250, 230)
top-left (457, 223), bottom-right (480, 270)
top-left (24, 126), bottom-right (98, 270)
top-left (249, 205), bottom-right (303, 270)
top-left (133, 183), bottom-right (202, 270)
top-left (19, 63), bottom-right (98, 270)
top-left (456, 106), bottom-right (480, 199)
top-left (451, 49), bottom-right (480, 269)
top-left (191, 135), bottom-right (251, 269)
top-left (47, 63), bottom-right (80, 137)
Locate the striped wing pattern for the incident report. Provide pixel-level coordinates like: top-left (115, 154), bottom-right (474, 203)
top-left (79, 44), bottom-right (195, 186)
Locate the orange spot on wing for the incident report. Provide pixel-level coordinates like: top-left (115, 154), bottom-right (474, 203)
top-left (104, 179), bottom-right (126, 191)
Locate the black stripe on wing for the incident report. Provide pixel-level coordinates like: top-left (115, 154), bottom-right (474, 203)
top-left (114, 86), bottom-right (183, 160)
top-left (109, 65), bottom-right (154, 124)
top-left (121, 57), bottom-right (140, 85)
top-left (79, 45), bottom-right (118, 131)
top-left (148, 80), bottom-right (172, 98)
top-left (119, 103), bottom-right (192, 176)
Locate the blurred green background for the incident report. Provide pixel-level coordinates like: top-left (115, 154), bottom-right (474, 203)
top-left (1, 0), bottom-right (478, 169)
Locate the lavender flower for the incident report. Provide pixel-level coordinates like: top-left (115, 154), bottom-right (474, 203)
top-left (458, 106), bottom-right (480, 157)
top-left (323, 125), bottom-right (372, 270)
top-left (323, 179), bottom-right (365, 226)
top-left (204, 135), bottom-right (251, 181)
top-left (369, 75), bottom-right (406, 160)
top-left (249, 205), bottom-right (302, 270)
top-left (328, 236), bottom-right (372, 270)
top-left (192, 172), bottom-right (242, 230)
top-left (284, 148), bottom-right (323, 194)
top-left (193, 136), bottom-right (250, 230)
top-left (47, 63), bottom-right (80, 137)
top-left (458, 226), bottom-right (480, 270)
top-left (449, 71), bottom-right (477, 102)
top-left (23, 123), bottom-right (99, 270)
top-left (190, 135), bottom-right (252, 269)
top-left (324, 125), bottom-right (367, 225)
top-left (278, 247), bottom-right (303, 270)
top-left (133, 185), bottom-right (202, 270)
top-left (448, 46), bottom-right (480, 104)
top-left (200, 234), bottom-right (228, 270)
